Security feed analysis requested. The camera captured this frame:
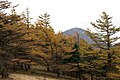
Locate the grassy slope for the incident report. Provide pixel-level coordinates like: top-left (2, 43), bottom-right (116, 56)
top-left (0, 65), bottom-right (78, 80)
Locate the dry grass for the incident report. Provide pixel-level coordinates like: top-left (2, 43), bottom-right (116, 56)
top-left (10, 73), bottom-right (64, 80)
top-left (0, 65), bottom-right (78, 80)
top-left (0, 73), bottom-right (78, 80)
top-left (0, 73), bottom-right (64, 80)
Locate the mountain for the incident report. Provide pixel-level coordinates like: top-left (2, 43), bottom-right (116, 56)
top-left (63, 27), bottom-right (93, 44)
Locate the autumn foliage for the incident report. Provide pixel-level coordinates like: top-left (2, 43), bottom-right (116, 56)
top-left (0, 1), bottom-right (120, 80)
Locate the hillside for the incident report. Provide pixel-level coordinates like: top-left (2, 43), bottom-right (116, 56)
top-left (63, 27), bottom-right (93, 44)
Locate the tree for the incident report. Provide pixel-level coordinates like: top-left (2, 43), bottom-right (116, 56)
top-left (0, 1), bottom-right (12, 78)
top-left (0, 0), bottom-right (11, 12)
top-left (65, 43), bottom-right (80, 63)
top-left (29, 13), bottom-right (74, 77)
top-left (86, 12), bottom-right (120, 71)
top-left (0, 1), bottom-right (34, 77)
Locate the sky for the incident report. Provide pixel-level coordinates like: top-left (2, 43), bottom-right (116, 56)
top-left (8, 0), bottom-right (120, 33)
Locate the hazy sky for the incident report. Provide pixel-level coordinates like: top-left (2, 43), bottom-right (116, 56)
top-left (8, 0), bottom-right (120, 32)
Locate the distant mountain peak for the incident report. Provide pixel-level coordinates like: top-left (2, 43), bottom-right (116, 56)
top-left (67, 27), bottom-right (84, 31)
top-left (63, 27), bottom-right (93, 44)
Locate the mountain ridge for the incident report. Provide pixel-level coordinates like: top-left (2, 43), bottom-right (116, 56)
top-left (63, 27), bottom-right (93, 44)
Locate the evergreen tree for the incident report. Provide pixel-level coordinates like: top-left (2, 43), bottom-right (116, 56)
top-left (69, 43), bottom-right (80, 63)
top-left (0, 1), bottom-right (33, 77)
top-left (86, 12), bottom-right (120, 71)
top-left (0, 0), bottom-right (11, 12)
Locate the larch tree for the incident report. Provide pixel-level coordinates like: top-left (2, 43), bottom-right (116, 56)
top-left (86, 12), bottom-right (120, 71)
top-left (0, 0), bottom-right (12, 78)
top-left (0, 1), bottom-right (34, 77)
top-left (30, 13), bottom-right (73, 77)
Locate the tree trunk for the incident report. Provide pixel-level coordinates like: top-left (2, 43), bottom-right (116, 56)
top-left (47, 67), bottom-right (50, 72)
top-left (55, 69), bottom-right (60, 77)
top-left (28, 64), bottom-right (30, 69)
top-left (62, 71), bottom-right (65, 76)
top-left (91, 74), bottom-right (93, 80)
top-left (108, 52), bottom-right (112, 71)
top-left (78, 72), bottom-right (81, 80)
top-left (75, 72), bottom-right (78, 78)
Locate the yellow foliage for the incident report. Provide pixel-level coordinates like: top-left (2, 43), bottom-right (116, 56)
top-left (31, 49), bottom-right (51, 60)
top-left (107, 72), bottom-right (120, 79)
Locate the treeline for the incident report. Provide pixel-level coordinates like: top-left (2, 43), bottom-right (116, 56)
top-left (0, 1), bottom-right (120, 80)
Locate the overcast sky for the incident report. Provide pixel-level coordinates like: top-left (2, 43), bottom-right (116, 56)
top-left (8, 0), bottom-right (120, 32)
